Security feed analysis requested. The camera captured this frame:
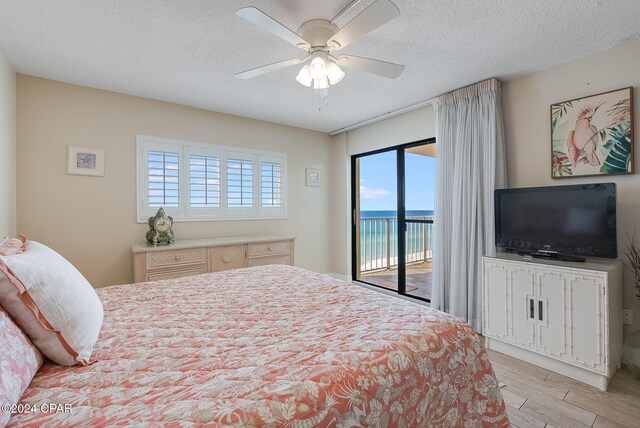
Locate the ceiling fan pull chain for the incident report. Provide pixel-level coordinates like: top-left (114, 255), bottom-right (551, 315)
top-left (317, 88), bottom-right (329, 111)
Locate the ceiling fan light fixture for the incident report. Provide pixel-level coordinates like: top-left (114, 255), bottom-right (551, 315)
top-left (309, 53), bottom-right (327, 80)
top-left (313, 77), bottom-right (329, 90)
top-left (235, 1), bottom-right (405, 93)
top-left (295, 64), bottom-right (312, 87)
top-left (326, 61), bottom-right (345, 85)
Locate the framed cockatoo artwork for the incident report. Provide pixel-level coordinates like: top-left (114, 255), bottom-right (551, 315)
top-left (551, 87), bottom-right (633, 178)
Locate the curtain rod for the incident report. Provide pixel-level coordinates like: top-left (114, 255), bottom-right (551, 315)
top-left (328, 97), bottom-right (437, 136)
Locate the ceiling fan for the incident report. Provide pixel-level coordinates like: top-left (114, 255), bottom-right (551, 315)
top-left (234, 0), bottom-right (405, 89)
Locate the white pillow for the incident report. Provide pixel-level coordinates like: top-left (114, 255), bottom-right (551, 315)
top-left (0, 241), bottom-right (103, 366)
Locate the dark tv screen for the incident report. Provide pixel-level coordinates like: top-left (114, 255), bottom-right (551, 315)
top-left (495, 183), bottom-right (617, 258)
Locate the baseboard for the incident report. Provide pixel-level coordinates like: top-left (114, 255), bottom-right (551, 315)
top-left (485, 337), bottom-right (613, 391)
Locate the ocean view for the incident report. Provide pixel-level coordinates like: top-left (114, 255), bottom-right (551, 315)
top-left (359, 210), bottom-right (434, 271)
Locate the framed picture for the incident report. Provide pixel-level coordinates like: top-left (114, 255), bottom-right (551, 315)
top-left (305, 168), bottom-right (321, 187)
top-left (551, 87), bottom-right (633, 178)
top-left (67, 146), bottom-right (105, 176)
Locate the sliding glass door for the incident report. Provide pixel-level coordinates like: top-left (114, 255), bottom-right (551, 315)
top-left (402, 144), bottom-right (436, 299)
top-left (351, 138), bottom-right (436, 301)
top-left (353, 150), bottom-right (398, 290)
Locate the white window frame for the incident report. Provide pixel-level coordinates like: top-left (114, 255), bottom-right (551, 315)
top-left (137, 135), bottom-right (287, 222)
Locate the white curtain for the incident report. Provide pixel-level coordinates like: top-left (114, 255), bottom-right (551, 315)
top-left (431, 78), bottom-right (506, 332)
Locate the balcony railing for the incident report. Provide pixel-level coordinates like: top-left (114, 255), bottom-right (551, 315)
top-left (360, 216), bottom-right (433, 273)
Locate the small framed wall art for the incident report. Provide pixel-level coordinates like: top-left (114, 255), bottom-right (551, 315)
top-left (67, 146), bottom-right (105, 176)
top-left (551, 87), bottom-right (633, 178)
top-left (305, 168), bottom-right (321, 187)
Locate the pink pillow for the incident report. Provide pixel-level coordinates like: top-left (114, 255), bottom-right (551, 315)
top-left (0, 241), bottom-right (103, 366)
top-left (0, 306), bottom-right (43, 427)
top-left (0, 234), bottom-right (28, 256)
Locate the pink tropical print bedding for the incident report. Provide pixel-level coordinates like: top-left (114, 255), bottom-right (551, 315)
top-left (0, 308), bottom-right (42, 427)
top-left (7, 265), bottom-right (508, 427)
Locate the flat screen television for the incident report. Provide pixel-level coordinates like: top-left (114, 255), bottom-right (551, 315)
top-left (495, 183), bottom-right (617, 261)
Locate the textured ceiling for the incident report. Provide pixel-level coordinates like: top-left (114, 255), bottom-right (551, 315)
top-left (0, 0), bottom-right (639, 133)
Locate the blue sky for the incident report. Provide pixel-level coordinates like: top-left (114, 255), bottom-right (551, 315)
top-left (359, 150), bottom-right (436, 211)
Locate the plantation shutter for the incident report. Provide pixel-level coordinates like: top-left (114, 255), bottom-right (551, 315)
top-left (138, 135), bottom-right (286, 221)
top-left (189, 154), bottom-right (220, 208)
top-left (260, 161), bottom-right (282, 208)
top-left (227, 158), bottom-right (254, 208)
top-left (147, 150), bottom-right (179, 207)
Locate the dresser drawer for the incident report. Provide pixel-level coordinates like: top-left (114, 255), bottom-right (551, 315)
top-left (146, 248), bottom-right (206, 269)
top-left (133, 237), bottom-right (294, 283)
top-left (146, 267), bottom-right (206, 282)
top-left (247, 255), bottom-right (291, 267)
top-left (209, 245), bottom-right (245, 272)
top-left (248, 241), bottom-right (290, 258)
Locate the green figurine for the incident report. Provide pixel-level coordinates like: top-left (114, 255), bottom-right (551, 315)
top-left (146, 207), bottom-right (174, 246)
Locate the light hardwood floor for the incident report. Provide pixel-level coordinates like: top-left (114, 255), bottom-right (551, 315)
top-left (488, 349), bottom-right (640, 427)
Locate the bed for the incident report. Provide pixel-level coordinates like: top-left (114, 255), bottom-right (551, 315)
top-left (7, 265), bottom-right (508, 427)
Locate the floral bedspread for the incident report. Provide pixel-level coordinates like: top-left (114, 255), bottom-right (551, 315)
top-left (9, 265), bottom-right (508, 427)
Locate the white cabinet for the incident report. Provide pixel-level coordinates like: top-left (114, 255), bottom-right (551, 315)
top-left (536, 270), bottom-right (568, 360)
top-left (483, 253), bottom-right (622, 391)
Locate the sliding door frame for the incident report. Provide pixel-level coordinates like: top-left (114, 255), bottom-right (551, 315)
top-left (350, 137), bottom-right (436, 302)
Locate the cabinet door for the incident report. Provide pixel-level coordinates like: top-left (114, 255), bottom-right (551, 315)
top-left (536, 270), bottom-right (568, 359)
top-left (483, 261), bottom-right (509, 340)
top-left (566, 274), bottom-right (606, 372)
top-left (508, 267), bottom-right (536, 348)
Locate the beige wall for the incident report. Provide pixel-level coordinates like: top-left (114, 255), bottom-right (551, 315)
top-left (0, 48), bottom-right (16, 237)
top-left (502, 39), bottom-right (640, 338)
top-left (329, 133), bottom-right (351, 277)
top-left (329, 105), bottom-right (436, 276)
top-left (17, 76), bottom-right (333, 287)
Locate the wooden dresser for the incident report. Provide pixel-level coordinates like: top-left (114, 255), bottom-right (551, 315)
top-left (132, 235), bottom-right (295, 283)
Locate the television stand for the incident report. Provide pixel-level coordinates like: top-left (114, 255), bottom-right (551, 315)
top-left (482, 254), bottom-right (623, 391)
top-left (517, 250), bottom-right (586, 262)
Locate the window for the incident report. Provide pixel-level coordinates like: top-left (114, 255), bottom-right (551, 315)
top-left (148, 151), bottom-right (179, 207)
top-left (227, 159), bottom-right (253, 208)
top-left (189, 155), bottom-right (220, 208)
top-left (137, 135), bottom-right (286, 221)
top-left (261, 162), bottom-right (282, 208)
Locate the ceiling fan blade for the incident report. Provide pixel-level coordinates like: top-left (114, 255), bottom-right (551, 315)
top-left (327, 0), bottom-right (400, 50)
top-left (337, 55), bottom-right (404, 78)
top-left (236, 7), bottom-right (310, 49)
top-left (234, 58), bottom-right (305, 80)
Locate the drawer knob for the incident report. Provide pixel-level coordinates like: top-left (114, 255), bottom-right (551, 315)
top-left (267, 246), bottom-right (272, 251)
top-left (174, 255), bottom-right (182, 261)
top-left (222, 254), bottom-right (233, 263)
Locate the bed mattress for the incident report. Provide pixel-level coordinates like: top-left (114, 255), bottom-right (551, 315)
top-left (8, 265), bottom-right (508, 427)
